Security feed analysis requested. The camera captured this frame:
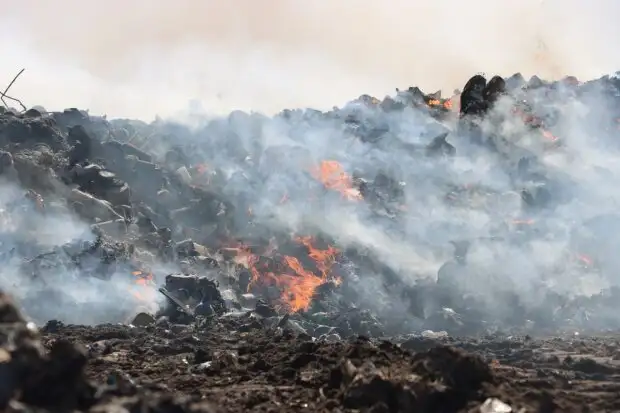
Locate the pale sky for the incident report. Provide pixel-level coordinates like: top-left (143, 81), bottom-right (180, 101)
top-left (0, 0), bottom-right (618, 119)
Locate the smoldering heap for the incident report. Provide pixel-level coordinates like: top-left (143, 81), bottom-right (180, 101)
top-left (2, 72), bottom-right (620, 412)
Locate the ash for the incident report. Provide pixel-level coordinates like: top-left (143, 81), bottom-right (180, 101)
top-left (1, 73), bottom-right (620, 411)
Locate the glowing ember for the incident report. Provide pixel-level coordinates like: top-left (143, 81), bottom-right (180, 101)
top-left (195, 164), bottom-right (209, 175)
top-left (310, 160), bottom-right (362, 201)
top-left (541, 129), bottom-right (558, 142)
top-left (192, 163), bottom-right (215, 187)
top-left (577, 254), bottom-right (593, 266)
top-left (427, 99), bottom-right (452, 110)
top-left (512, 106), bottom-right (560, 142)
top-left (511, 219), bottom-right (535, 225)
top-left (240, 236), bottom-right (340, 312)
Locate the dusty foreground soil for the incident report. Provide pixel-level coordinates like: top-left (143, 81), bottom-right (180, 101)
top-left (37, 314), bottom-right (620, 413)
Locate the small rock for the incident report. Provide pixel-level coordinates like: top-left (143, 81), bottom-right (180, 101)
top-left (194, 302), bottom-right (214, 317)
top-left (239, 293), bottom-right (257, 308)
top-left (130, 312), bottom-right (155, 327)
top-left (324, 333), bottom-right (341, 342)
top-left (313, 325), bottom-right (334, 337)
top-left (220, 289), bottom-right (239, 309)
top-left (421, 330), bottom-right (449, 339)
top-left (480, 398), bottom-right (512, 413)
top-left (284, 320), bottom-right (308, 335)
top-left (24, 108), bottom-right (42, 118)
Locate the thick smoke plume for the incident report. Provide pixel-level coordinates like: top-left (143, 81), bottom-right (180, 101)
top-left (0, 1), bottom-right (619, 328)
top-left (1, 0), bottom-right (619, 118)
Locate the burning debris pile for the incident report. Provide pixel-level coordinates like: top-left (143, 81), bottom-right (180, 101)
top-left (3, 72), bottom-right (620, 333)
top-left (2, 70), bottom-right (620, 410)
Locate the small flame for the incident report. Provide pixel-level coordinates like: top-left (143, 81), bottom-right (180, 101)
top-left (311, 160), bottom-right (362, 201)
top-left (427, 99), bottom-right (452, 110)
top-left (130, 270), bottom-right (156, 302)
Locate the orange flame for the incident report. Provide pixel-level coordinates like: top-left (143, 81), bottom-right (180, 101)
top-left (130, 270), bottom-right (156, 302)
top-left (241, 236), bottom-right (340, 312)
top-left (310, 160), bottom-right (362, 201)
top-left (427, 99), bottom-right (452, 110)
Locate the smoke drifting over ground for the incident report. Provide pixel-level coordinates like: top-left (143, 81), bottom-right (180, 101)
top-left (0, 180), bottom-right (159, 325)
top-left (2, 0), bottom-right (620, 118)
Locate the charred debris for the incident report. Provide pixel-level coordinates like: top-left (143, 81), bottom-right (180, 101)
top-left (1, 72), bottom-right (620, 339)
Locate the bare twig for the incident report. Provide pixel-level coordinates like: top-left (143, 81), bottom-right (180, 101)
top-left (1, 68), bottom-right (27, 111)
top-left (4, 69), bottom-right (25, 97)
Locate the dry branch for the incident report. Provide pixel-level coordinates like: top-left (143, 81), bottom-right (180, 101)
top-left (1, 68), bottom-right (27, 111)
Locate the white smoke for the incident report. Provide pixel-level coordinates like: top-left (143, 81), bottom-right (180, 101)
top-left (0, 0), bottom-right (619, 328)
top-left (0, 180), bottom-right (159, 324)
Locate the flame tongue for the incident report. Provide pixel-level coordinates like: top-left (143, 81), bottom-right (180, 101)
top-left (311, 160), bottom-right (362, 201)
top-left (239, 236), bottom-right (340, 312)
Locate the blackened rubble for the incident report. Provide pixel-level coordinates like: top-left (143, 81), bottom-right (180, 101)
top-left (2, 72), bottom-right (620, 410)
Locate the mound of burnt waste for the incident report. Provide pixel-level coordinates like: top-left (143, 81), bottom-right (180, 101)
top-left (2, 72), bottom-right (620, 411)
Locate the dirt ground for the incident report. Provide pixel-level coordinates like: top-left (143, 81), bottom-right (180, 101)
top-left (38, 314), bottom-right (620, 413)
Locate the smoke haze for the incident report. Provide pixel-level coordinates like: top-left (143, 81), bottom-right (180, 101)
top-left (1, 0), bottom-right (619, 118)
top-left (1, 0), bottom-right (620, 330)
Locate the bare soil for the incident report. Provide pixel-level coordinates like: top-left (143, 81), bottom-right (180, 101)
top-left (39, 316), bottom-right (620, 413)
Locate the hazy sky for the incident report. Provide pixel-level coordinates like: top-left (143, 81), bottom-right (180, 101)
top-left (1, 0), bottom-right (618, 119)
